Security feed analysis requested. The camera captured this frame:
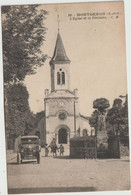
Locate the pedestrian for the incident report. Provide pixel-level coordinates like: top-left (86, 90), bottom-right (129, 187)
top-left (59, 144), bottom-right (64, 156)
top-left (45, 144), bottom-right (49, 157)
top-left (52, 145), bottom-right (58, 156)
top-left (49, 138), bottom-right (58, 157)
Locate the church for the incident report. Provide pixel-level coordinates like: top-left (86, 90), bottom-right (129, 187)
top-left (43, 30), bottom-right (93, 155)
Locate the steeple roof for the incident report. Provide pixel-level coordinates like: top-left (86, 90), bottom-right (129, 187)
top-left (50, 32), bottom-right (70, 64)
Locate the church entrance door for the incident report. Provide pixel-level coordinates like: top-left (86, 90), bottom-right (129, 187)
top-left (58, 128), bottom-right (68, 144)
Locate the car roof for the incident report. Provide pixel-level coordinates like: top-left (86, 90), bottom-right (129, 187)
top-left (21, 135), bottom-right (39, 139)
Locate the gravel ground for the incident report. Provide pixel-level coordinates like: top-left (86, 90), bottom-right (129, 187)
top-left (7, 149), bottom-right (130, 194)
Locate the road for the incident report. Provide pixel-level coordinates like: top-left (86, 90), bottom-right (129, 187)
top-left (7, 149), bottom-right (130, 194)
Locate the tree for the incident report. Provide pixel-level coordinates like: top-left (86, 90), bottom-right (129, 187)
top-left (93, 98), bottom-right (110, 114)
top-left (2, 5), bottom-right (48, 147)
top-left (89, 110), bottom-right (99, 130)
top-left (33, 111), bottom-right (45, 128)
top-left (106, 98), bottom-right (125, 135)
top-left (121, 95), bottom-right (128, 118)
top-left (6, 84), bottom-right (30, 134)
top-left (113, 98), bottom-right (122, 108)
top-left (24, 111), bottom-right (45, 136)
top-left (2, 5), bottom-right (48, 84)
top-left (24, 113), bottom-right (36, 135)
top-left (90, 98), bottom-right (110, 132)
top-left (6, 84), bottom-right (34, 147)
top-left (120, 95), bottom-right (129, 136)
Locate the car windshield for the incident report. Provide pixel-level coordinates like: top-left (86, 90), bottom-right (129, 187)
top-left (21, 137), bottom-right (39, 144)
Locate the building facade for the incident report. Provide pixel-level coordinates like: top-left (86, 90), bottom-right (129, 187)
top-left (44, 31), bottom-right (92, 155)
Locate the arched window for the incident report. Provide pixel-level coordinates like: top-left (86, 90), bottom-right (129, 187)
top-left (62, 72), bottom-right (65, 84)
top-left (57, 72), bottom-right (60, 84)
top-left (57, 71), bottom-right (65, 85)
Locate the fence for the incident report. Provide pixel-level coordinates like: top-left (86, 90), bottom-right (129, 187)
top-left (70, 136), bottom-right (97, 159)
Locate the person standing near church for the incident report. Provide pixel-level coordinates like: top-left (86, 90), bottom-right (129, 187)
top-left (59, 144), bottom-right (64, 156)
top-left (49, 138), bottom-right (58, 156)
top-left (45, 144), bottom-right (49, 157)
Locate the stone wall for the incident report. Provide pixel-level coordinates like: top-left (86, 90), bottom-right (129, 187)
top-left (120, 144), bottom-right (129, 157)
top-left (108, 136), bottom-right (129, 158)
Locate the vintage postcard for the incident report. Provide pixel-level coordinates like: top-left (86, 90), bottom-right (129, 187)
top-left (1, 1), bottom-right (130, 194)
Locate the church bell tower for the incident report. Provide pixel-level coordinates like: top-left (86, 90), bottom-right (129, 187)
top-left (50, 32), bottom-right (71, 91)
top-left (44, 25), bottom-right (80, 155)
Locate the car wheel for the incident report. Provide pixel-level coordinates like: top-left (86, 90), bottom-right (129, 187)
top-left (17, 153), bottom-right (21, 164)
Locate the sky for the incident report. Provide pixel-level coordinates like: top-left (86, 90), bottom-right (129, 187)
top-left (24, 1), bottom-right (127, 116)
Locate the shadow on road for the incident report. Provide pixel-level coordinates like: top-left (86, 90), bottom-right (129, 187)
top-left (53, 156), bottom-right (98, 160)
top-left (7, 162), bottom-right (18, 165)
top-left (120, 159), bottom-right (130, 162)
top-left (7, 161), bottom-right (38, 165)
top-left (41, 156), bottom-right (54, 158)
top-left (53, 156), bottom-right (70, 159)
top-left (8, 186), bottom-right (97, 194)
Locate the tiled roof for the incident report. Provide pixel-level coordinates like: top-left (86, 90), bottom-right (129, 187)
top-left (50, 32), bottom-right (70, 64)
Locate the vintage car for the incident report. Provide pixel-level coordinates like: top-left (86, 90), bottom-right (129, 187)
top-left (17, 135), bottom-right (40, 164)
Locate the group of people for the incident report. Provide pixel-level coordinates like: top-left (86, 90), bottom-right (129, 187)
top-left (44, 138), bottom-right (64, 157)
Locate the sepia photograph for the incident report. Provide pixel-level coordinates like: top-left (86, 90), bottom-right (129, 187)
top-left (1, 1), bottom-right (130, 194)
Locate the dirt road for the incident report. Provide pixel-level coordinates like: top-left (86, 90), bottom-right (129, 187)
top-left (7, 149), bottom-right (130, 194)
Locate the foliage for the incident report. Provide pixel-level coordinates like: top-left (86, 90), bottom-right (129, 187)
top-left (6, 84), bottom-right (45, 138)
top-left (106, 96), bottom-right (129, 135)
top-left (3, 5), bottom-right (48, 146)
top-left (120, 95), bottom-right (129, 136)
top-left (24, 113), bottom-right (36, 135)
top-left (106, 107), bottom-right (124, 135)
top-left (121, 95), bottom-right (128, 118)
top-left (113, 98), bottom-right (122, 108)
top-left (93, 98), bottom-right (110, 113)
top-left (89, 98), bottom-right (110, 133)
top-left (34, 111), bottom-right (45, 127)
top-left (2, 5), bottom-right (48, 84)
top-left (6, 84), bottom-right (33, 138)
top-left (90, 96), bottom-right (128, 136)
top-left (89, 110), bottom-right (99, 129)
top-left (24, 111), bottom-right (45, 136)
